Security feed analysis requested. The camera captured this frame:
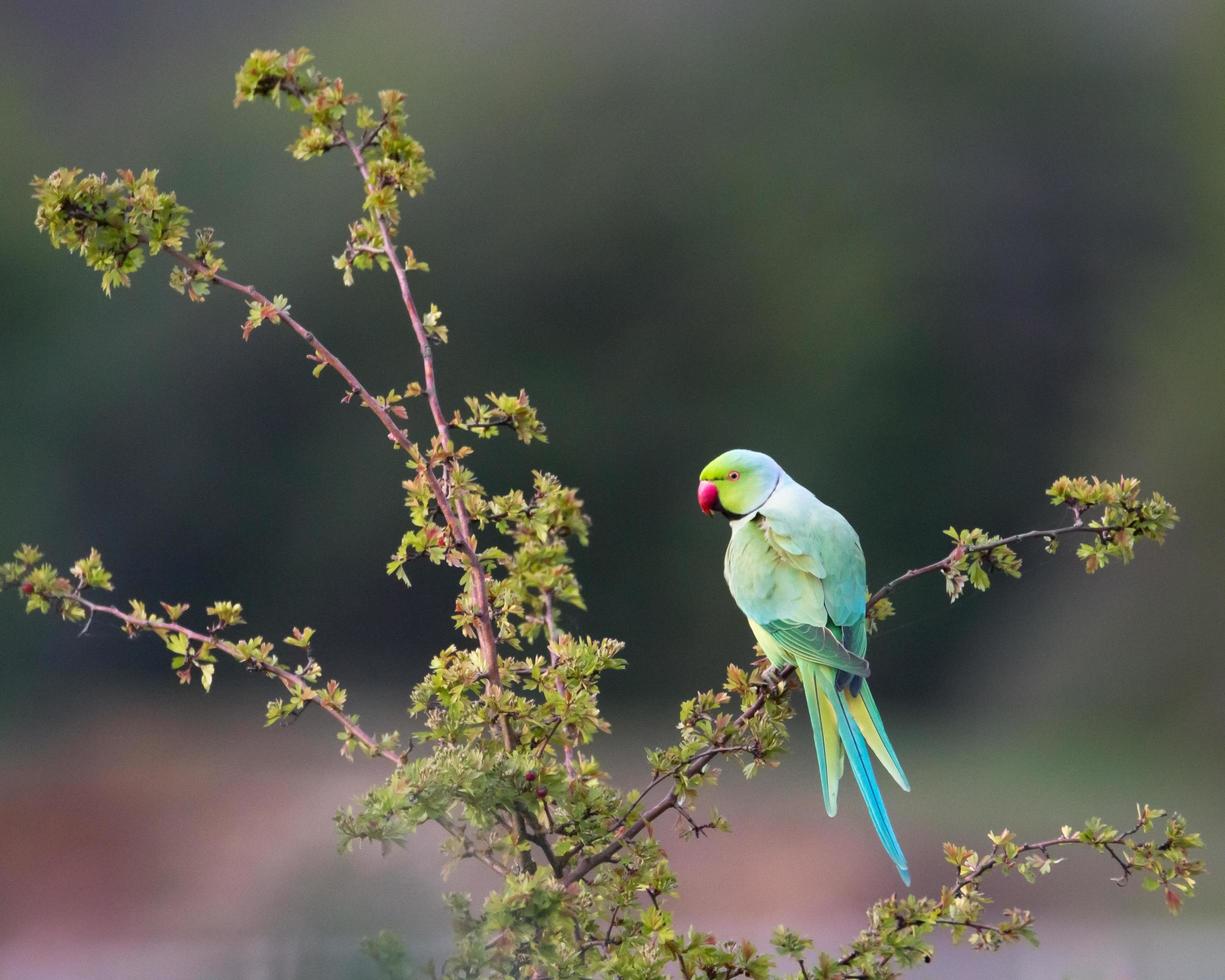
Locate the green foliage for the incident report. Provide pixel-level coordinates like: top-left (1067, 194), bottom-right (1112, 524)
top-left (1047, 475), bottom-right (1179, 573)
top-left (242, 293), bottom-right (291, 341)
top-left (422, 304), bottom-right (448, 344)
top-left (361, 930), bottom-right (417, 980)
top-left (864, 594), bottom-right (895, 635)
top-left (788, 803), bottom-right (1203, 979)
top-left (940, 527), bottom-right (1022, 602)
top-left (869, 474), bottom-right (1180, 612)
top-left (32, 167), bottom-right (198, 296)
top-left (13, 45), bottom-right (1202, 980)
top-left (453, 391), bottom-right (548, 444)
top-left (233, 46), bottom-right (432, 288)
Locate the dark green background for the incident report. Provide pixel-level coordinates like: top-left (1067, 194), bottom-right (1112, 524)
top-left (2, 2), bottom-right (1221, 976)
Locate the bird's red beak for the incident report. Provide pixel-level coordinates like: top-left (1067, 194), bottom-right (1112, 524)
top-left (697, 480), bottom-right (719, 516)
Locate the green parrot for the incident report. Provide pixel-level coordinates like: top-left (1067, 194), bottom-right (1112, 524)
top-left (698, 448), bottom-right (910, 884)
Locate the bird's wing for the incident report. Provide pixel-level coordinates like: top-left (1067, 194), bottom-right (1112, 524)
top-left (758, 479), bottom-right (868, 631)
top-left (760, 618), bottom-right (870, 676)
top-left (724, 483), bottom-right (868, 677)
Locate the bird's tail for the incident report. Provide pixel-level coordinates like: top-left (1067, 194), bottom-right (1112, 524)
top-left (797, 662), bottom-right (910, 885)
top-left (845, 681), bottom-right (910, 792)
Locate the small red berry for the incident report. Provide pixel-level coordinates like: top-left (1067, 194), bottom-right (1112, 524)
top-left (524, 770), bottom-right (537, 782)
top-left (535, 786), bottom-right (548, 799)
top-left (20, 583), bottom-right (34, 595)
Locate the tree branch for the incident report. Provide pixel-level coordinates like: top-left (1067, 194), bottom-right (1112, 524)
top-left (806, 805), bottom-right (1204, 978)
top-left (866, 513), bottom-right (1111, 610)
top-left (953, 815), bottom-right (1145, 892)
top-left (333, 128), bottom-right (505, 706)
top-left (66, 593), bottom-right (404, 765)
top-left (543, 591), bottom-right (579, 781)
top-left (436, 812), bottom-right (514, 877)
top-left (52, 174), bottom-right (510, 750)
top-left (154, 237), bottom-right (513, 751)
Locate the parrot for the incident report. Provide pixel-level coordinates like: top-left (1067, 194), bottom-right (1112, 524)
top-left (697, 448), bottom-right (910, 884)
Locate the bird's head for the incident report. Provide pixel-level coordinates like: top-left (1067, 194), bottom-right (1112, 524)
top-left (697, 449), bottom-right (782, 519)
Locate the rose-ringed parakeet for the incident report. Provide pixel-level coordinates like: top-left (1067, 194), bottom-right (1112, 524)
top-left (698, 449), bottom-right (910, 884)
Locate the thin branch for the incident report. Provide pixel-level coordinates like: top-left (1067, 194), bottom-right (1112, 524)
top-left (358, 115), bottom-right (389, 152)
top-left (335, 127), bottom-right (506, 701)
top-left (1103, 841), bottom-right (1133, 884)
top-left (332, 126), bottom-right (516, 765)
top-left (954, 813), bottom-right (1146, 893)
top-left (671, 943), bottom-right (694, 980)
top-left (157, 237), bottom-right (515, 752)
top-left (603, 904), bottom-right (622, 953)
top-left (520, 817), bottom-right (564, 877)
top-left (607, 742), bottom-right (755, 843)
top-left (66, 593), bottom-right (404, 766)
top-left (543, 591), bottom-right (578, 780)
top-left (865, 514), bottom-right (1113, 611)
top-left (436, 813), bottom-right (514, 877)
top-left (563, 742), bottom-right (759, 885)
top-left (671, 801), bottom-right (717, 838)
top-left (815, 809), bottom-right (1189, 978)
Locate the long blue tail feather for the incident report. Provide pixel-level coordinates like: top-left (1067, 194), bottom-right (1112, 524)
top-left (802, 665), bottom-right (910, 885)
top-left (830, 684), bottom-right (909, 884)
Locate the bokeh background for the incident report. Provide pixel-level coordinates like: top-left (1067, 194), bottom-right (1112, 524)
top-left (2, 2), bottom-right (1223, 977)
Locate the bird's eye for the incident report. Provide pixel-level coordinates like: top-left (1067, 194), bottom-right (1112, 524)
top-left (728, 471), bottom-right (740, 481)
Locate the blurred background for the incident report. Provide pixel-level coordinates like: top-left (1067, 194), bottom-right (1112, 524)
top-left (2, 1), bottom-right (1222, 976)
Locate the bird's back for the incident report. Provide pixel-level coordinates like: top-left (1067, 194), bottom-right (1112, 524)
top-left (724, 475), bottom-right (867, 632)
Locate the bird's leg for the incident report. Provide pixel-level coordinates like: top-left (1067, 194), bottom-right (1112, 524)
top-left (760, 663), bottom-right (786, 688)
